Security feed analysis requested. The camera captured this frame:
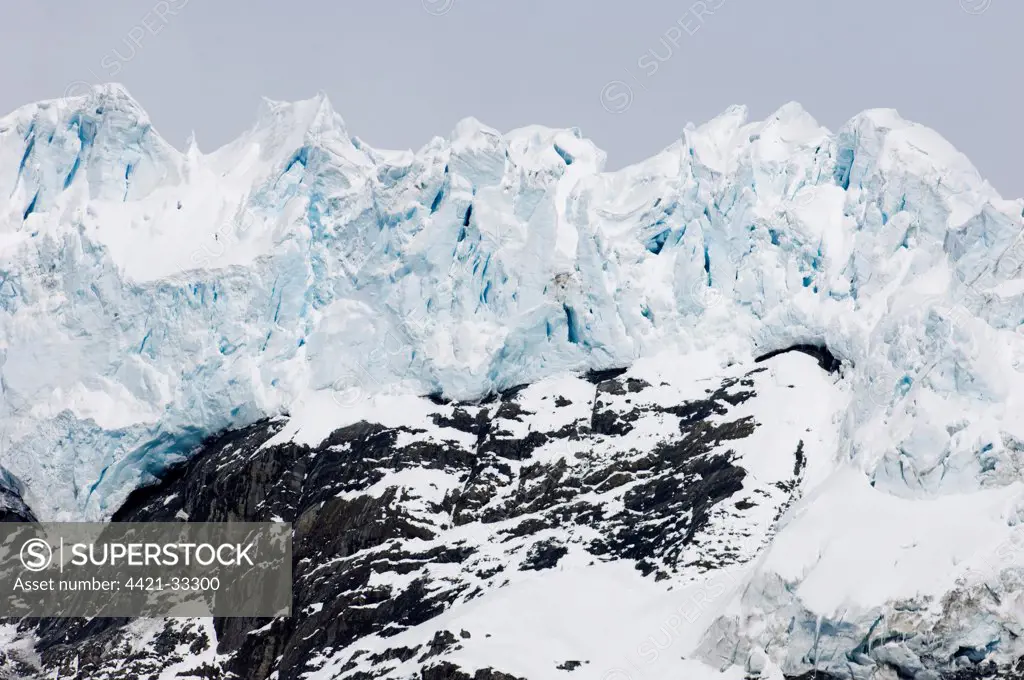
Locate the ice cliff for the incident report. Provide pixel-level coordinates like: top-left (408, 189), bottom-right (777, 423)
top-left (0, 83), bottom-right (1022, 529)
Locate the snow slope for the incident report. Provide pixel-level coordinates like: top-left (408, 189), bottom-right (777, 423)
top-left (6, 349), bottom-right (1020, 679)
top-left (3, 350), bottom-right (852, 679)
top-left (298, 351), bottom-right (848, 680)
top-left (1, 84), bottom-right (1023, 538)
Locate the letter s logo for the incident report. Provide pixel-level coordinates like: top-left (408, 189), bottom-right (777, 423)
top-left (20, 538), bottom-right (52, 572)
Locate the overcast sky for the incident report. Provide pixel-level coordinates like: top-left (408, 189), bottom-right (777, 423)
top-left (2, 0), bottom-right (1019, 196)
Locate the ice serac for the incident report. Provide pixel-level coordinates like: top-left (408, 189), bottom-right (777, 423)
top-left (0, 86), bottom-right (1022, 514)
top-left (1, 84), bottom-right (1023, 674)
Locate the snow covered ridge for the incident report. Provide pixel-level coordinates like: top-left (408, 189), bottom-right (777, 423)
top-left (1, 83), bottom-right (1023, 522)
top-left (2, 353), bottom-right (1020, 679)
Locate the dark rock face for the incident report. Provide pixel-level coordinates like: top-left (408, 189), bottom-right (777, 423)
top-left (0, 359), bottom-right (1016, 680)
top-left (418, 662), bottom-right (527, 680)
top-left (0, 467), bottom-right (36, 522)
top-left (754, 344), bottom-right (842, 374)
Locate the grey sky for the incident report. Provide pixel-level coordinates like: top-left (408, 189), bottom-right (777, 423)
top-left (2, 0), bottom-right (1020, 196)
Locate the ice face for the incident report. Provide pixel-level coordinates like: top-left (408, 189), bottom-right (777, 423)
top-left (0, 84), bottom-right (1022, 521)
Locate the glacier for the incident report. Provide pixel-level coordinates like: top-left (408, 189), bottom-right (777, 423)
top-left (3, 84), bottom-right (1023, 523)
top-left (1, 83), bottom-right (1024, 678)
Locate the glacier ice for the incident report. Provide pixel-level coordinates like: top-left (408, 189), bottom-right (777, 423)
top-left (0, 83), bottom-right (1023, 535)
